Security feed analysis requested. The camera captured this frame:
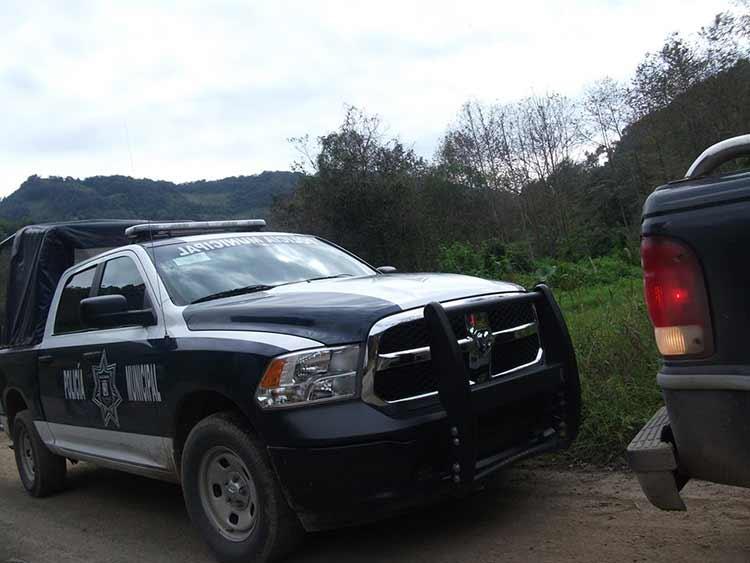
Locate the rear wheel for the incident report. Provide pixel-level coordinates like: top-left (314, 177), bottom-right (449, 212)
top-left (12, 410), bottom-right (67, 497)
top-left (181, 412), bottom-right (302, 563)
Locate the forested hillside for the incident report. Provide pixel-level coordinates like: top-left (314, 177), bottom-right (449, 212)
top-left (0, 171), bottom-right (299, 239)
top-left (272, 7), bottom-right (750, 273)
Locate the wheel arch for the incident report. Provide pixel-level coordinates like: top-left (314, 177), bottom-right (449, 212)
top-left (172, 390), bottom-right (256, 472)
top-left (3, 386), bottom-right (30, 436)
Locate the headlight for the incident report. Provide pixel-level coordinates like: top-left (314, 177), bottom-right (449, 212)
top-left (255, 345), bottom-right (361, 409)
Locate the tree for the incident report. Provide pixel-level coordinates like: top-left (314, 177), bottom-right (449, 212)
top-left (275, 107), bottom-right (431, 269)
top-left (582, 78), bottom-right (630, 160)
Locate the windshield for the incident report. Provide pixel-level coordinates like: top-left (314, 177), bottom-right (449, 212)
top-left (150, 234), bottom-right (375, 305)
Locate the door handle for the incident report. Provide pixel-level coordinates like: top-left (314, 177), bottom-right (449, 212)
top-left (38, 355), bottom-right (54, 364)
top-left (83, 351), bottom-right (102, 360)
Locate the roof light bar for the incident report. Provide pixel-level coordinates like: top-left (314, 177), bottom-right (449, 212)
top-left (125, 219), bottom-right (266, 241)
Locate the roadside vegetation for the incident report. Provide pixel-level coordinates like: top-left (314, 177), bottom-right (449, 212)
top-left (557, 279), bottom-right (660, 465)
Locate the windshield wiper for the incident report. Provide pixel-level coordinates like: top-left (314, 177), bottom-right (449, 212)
top-left (268, 274), bottom-right (353, 289)
top-left (191, 284), bottom-right (276, 304)
top-left (192, 275), bottom-right (354, 303)
top-left (302, 274), bottom-right (354, 283)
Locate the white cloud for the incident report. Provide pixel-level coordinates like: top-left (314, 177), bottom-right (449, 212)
top-left (0, 0), bottom-right (733, 196)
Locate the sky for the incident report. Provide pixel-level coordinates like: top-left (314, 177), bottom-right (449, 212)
top-left (0, 0), bottom-right (734, 197)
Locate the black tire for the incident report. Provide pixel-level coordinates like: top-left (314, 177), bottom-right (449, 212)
top-left (12, 410), bottom-right (67, 497)
top-left (181, 412), bottom-right (303, 563)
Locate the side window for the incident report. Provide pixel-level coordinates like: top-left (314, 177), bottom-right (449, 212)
top-left (98, 257), bottom-right (150, 311)
top-left (54, 267), bottom-right (97, 334)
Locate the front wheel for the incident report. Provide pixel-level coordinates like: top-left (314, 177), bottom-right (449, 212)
top-left (12, 410), bottom-right (67, 497)
top-left (181, 412), bottom-right (302, 563)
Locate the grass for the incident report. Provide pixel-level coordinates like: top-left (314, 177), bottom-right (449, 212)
top-left (555, 277), bottom-right (663, 466)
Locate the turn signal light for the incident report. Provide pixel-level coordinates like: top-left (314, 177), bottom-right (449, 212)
top-left (259, 359), bottom-right (284, 389)
top-left (641, 236), bottom-right (712, 357)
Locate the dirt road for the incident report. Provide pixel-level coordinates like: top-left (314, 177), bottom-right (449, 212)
top-left (1, 433), bottom-right (750, 563)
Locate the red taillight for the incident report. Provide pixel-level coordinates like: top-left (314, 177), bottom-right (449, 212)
top-left (641, 236), bottom-right (712, 357)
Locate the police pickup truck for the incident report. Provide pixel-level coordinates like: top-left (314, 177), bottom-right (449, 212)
top-left (0, 219), bottom-right (580, 563)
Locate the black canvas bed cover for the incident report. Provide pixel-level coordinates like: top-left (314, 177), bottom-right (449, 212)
top-left (1, 220), bottom-right (144, 347)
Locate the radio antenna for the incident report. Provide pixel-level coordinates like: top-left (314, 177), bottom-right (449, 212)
top-left (122, 122), bottom-right (169, 341)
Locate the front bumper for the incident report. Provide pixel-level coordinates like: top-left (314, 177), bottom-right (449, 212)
top-left (263, 285), bottom-right (581, 531)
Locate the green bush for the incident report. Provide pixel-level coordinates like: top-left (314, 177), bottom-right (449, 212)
top-left (438, 242), bottom-right (640, 292)
top-left (534, 254), bottom-right (641, 291)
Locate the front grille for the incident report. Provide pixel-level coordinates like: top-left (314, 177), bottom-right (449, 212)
top-left (491, 334), bottom-right (540, 374)
top-left (378, 301), bottom-right (535, 355)
top-left (372, 298), bottom-right (542, 403)
top-left (375, 361), bottom-right (437, 402)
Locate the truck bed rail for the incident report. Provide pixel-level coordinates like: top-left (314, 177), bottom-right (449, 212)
top-left (686, 134), bottom-right (750, 178)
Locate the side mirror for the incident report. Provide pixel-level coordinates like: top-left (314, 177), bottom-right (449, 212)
top-left (80, 295), bottom-right (156, 329)
top-left (377, 266), bottom-right (397, 274)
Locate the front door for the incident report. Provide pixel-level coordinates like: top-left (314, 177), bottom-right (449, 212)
top-left (38, 252), bottom-right (171, 472)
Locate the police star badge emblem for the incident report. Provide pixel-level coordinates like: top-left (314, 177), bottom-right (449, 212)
top-left (91, 350), bottom-right (123, 428)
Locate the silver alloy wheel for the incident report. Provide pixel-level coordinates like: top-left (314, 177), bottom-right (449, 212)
top-left (19, 427), bottom-right (35, 483)
top-left (198, 446), bottom-right (260, 542)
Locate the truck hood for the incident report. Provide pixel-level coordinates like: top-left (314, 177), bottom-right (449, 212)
top-left (183, 273), bottom-right (523, 346)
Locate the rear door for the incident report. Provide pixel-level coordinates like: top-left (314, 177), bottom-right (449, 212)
top-left (38, 251), bottom-right (172, 471)
top-left (38, 265), bottom-right (98, 426)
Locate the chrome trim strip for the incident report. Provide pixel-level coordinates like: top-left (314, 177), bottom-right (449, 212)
top-left (361, 292), bottom-right (540, 407)
top-left (384, 347), bottom-right (543, 404)
top-left (491, 347), bottom-right (544, 379)
top-left (36, 422), bottom-right (176, 480)
top-left (377, 321), bottom-right (538, 371)
top-left (386, 390), bottom-right (438, 404)
top-left (494, 321), bottom-right (538, 342)
top-left (378, 347), bottom-right (432, 370)
top-left (55, 448), bottom-right (178, 483)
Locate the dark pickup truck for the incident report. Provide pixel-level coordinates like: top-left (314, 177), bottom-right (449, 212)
top-left (0, 219), bottom-right (580, 563)
top-left (629, 135), bottom-right (750, 510)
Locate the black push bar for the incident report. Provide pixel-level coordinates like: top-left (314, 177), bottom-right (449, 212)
top-left (423, 284), bottom-right (580, 487)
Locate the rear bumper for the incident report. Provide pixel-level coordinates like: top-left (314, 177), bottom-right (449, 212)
top-left (264, 285), bottom-right (581, 531)
top-left (662, 385), bottom-right (750, 488)
top-left (626, 407), bottom-right (687, 510)
top-left (0, 414), bottom-right (7, 438)
top-left (629, 370), bottom-right (750, 510)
